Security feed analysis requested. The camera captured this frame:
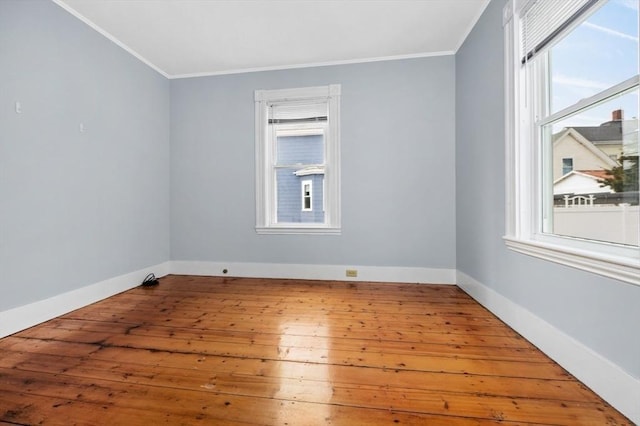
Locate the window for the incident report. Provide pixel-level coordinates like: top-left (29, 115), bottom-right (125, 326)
top-left (255, 85), bottom-right (341, 234)
top-left (504, 0), bottom-right (639, 285)
top-left (302, 180), bottom-right (312, 211)
top-left (561, 158), bottom-right (574, 176)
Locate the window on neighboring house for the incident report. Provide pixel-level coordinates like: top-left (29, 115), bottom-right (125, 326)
top-left (504, 0), bottom-right (639, 285)
top-left (255, 85), bottom-right (341, 234)
top-left (562, 158), bottom-right (573, 176)
top-left (302, 180), bottom-right (312, 211)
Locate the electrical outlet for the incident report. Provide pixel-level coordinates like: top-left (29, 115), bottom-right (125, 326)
top-left (346, 269), bottom-right (358, 278)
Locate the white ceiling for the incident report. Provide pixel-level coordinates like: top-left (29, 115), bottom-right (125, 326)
top-left (53, 0), bottom-right (489, 79)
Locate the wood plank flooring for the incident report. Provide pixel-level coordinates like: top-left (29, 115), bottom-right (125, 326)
top-left (0, 275), bottom-right (631, 425)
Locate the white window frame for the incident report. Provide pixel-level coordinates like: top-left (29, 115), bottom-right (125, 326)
top-left (503, 0), bottom-right (640, 286)
top-left (301, 180), bottom-right (313, 211)
top-left (323, 177), bottom-right (326, 212)
top-left (255, 84), bottom-right (341, 235)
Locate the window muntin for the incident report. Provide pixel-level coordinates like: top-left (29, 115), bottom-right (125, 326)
top-left (504, 0), bottom-right (640, 285)
top-left (255, 85), bottom-right (341, 234)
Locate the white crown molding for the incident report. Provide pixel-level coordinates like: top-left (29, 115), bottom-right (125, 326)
top-left (456, 270), bottom-right (640, 425)
top-left (170, 260), bottom-right (456, 285)
top-left (51, 0), bottom-right (170, 79)
top-left (52, 0), bottom-right (457, 80)
top-left (455, 0), bottom-right (491, 51)
top-left (169, 51), bottom-right (455, 80)
top-left (0, 261), bottom-right (170, 339)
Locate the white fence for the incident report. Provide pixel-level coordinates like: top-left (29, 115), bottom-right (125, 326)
top-left (554, 205), bottom-right (639, 246)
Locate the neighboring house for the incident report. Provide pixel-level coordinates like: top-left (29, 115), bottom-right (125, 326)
top-left (553, 170), bottom-right (613, 195)
top-left (551, 115), bottom-right (638, 245)
top-left (552, 125), bottom-right (618, 182)
top-left (276, 134), bottom-right (325, 223)
top-left (552, 109), bottom-right (638, 190)
top-left (570, 110), bottom-right (631, 160)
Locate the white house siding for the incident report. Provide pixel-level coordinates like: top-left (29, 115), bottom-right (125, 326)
top-left (553, 173), bottom-right (613, 195)
top-left (553, 133), bottom-right (615, 180)
top-left (595, 143), bottom-right (623, 160)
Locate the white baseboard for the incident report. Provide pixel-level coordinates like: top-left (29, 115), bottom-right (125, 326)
top-left (0, 261), bottom-right (452, 339)
top-left (2, 261), bottom-right (634, 421)
top-left (0, 261), bottom-right (170, 339)
top-left (170, 260), bottom-right (456, 285)
top-left (456, 270), bottom-right (640, 425)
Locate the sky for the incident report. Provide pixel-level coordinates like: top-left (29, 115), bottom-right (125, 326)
top-left (550, 0), bottom-right (639, 130)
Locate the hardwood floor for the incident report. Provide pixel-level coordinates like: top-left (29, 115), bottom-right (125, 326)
top-left (0, 275), bottom-right (631, 425)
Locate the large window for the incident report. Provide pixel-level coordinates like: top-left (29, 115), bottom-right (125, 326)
top-left (504, 0), bottom-right (639, 285)
top-left (255, 85), bottom-right (341, 234)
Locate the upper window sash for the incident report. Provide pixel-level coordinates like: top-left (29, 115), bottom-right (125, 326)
top-left (536, 75), bottom-right (640, 128)
top-left (520, 0), bottom-right (600, 63)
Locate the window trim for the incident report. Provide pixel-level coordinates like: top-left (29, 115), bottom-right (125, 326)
top-left (255, 84), bottom-right (341, 235)
top-left (503, 0), bottom-right (640, 286)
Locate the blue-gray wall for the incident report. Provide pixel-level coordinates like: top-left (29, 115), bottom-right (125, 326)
top-left (170, 58), bottom-right (457, 268)
top-left (0, 0), bottom-right (171, 311)
top-left (455, 0), bottom-right (640, 379)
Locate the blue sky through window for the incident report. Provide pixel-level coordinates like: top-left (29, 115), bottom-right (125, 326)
top-left (550, 0), bottom-right (639, 127)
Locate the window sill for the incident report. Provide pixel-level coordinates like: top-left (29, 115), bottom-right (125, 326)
top-left (503, 236), bottom-right (640, 287)
top-left (256, 226), bottom-right (341, 235)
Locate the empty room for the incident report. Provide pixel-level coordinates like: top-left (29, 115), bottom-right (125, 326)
top-left (1, 0), bottom-right (638, 424)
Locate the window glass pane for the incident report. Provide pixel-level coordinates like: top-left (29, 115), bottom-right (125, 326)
top-left (550, 0), bottom-right (639, 114)
top-left (274, 132), bottom-right (325, 224)
top-left (562, 158), bottom-right (574, 175)
top-left (276, 133), bottom-right (324, 165)
top-left (545, 89), bottom-right (639, 246)
top-left (276, 170), bottom-right (324, 223)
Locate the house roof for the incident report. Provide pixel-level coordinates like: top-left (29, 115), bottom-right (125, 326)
top-left (552, 128), bottom-right (619, 169)
top-left (571, 121), bottom-right (621, 145)
top-left (554, 170), bottom-right (600, 185)
top-left (578, 170), bottom-right (610, 180)
top-left (553, 170), bottom-right (613, 194)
